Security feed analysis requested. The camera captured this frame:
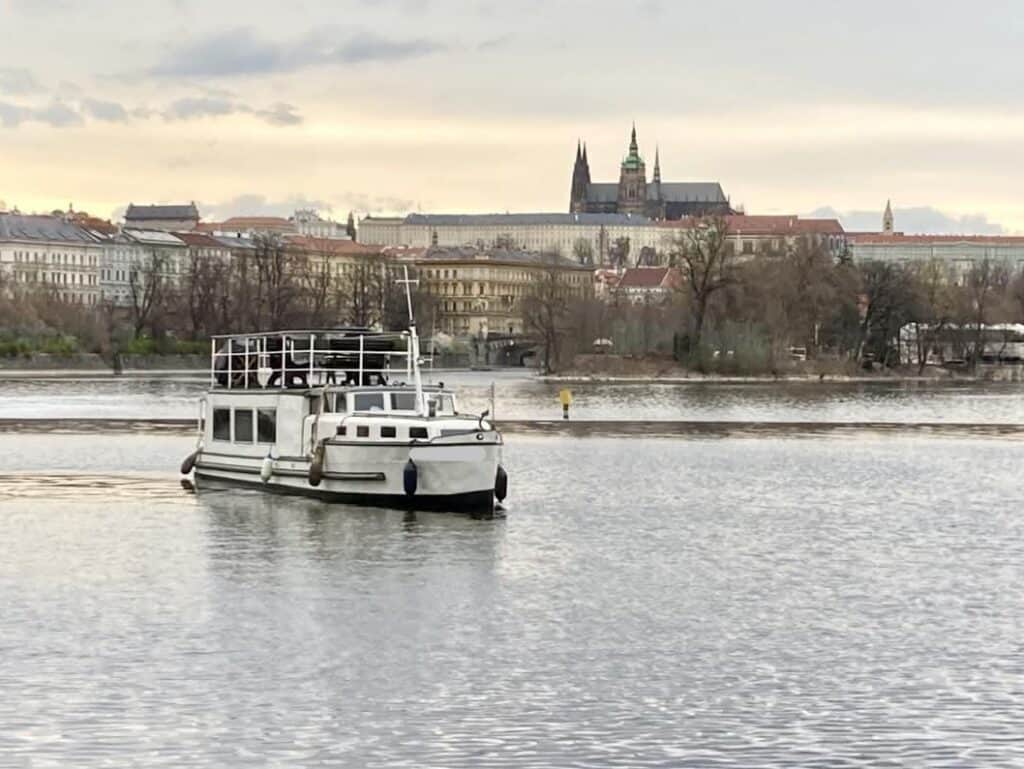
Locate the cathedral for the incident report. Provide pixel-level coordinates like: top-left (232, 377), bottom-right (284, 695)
top-left (569, 125), bottom-right (732, 220)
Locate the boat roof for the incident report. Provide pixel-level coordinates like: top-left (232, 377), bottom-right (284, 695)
top-left (211, 327), bottom-right (409, 341)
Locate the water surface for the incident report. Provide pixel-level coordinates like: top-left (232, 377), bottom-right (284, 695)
top-left (1, 431), bottom-right (1022, 767)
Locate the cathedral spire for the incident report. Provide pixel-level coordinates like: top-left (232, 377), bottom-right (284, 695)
top-left (629, 122), bottom-right (638, 155)
top-left (883, 199), bottom-right (894, 234)
top-left (653, 146), bottom-right (661, 184)
top-left (576, 139), bottom-right (582, 164)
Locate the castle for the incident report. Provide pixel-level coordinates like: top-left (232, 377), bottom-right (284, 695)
top-left (569, 125), bottom-right (732, 220)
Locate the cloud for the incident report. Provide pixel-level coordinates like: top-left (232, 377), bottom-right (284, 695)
top-left (150, 26), bottom-right (446, 78)
top-left (253, 102), bottom-right (302, 126)
top-left (201, 194), bottom-right (334, 221)
top-left (163, 96), bottom-right (237, 120)
top-left (810, 206), bottom-right (1007, 236)
top-left (0, 67), bottom-right (41, 95)
top-left (81, 98), bottom-right (129, 122)
top-left (0, 99), bottom-right (82, 127)
top-left (162, 95), bottom-right (303, 125)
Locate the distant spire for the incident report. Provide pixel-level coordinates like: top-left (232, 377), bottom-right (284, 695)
top-left (653, 146), bottom-right (661, 184)
top-left (575, 139), bottom-right (582, 164)
top-left (582, 142), bottom-right (588, 165)
top-left (629, 122), bottom-right (638, 154)
top-left (883, 199), bottom-right (894, 234)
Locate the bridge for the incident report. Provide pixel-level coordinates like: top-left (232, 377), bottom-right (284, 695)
top-left (470, 333), bottom-right (541, 367)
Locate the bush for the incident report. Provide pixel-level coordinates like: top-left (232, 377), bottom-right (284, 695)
top-left (39, 336), bottom-right (78, 356)
top-left (0, 338), bottom-right (33, 358)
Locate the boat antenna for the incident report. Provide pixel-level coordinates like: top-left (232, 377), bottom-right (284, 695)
top-left (397, 265), bottom-right (426, 415)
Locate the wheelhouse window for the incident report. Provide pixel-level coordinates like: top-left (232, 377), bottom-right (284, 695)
top-left (390, 392), bottom-right (417, 411)
top-left (353, 393), bottom-right (385, 412)
top-left (257, 408), bottom-right (276, 443)
top-left (213, 408), bottom-right (230, 441)
top-left (234, 408), bottom-right (254, 443)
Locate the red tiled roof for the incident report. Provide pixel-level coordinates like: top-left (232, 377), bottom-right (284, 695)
top-left (849, 233), bottom-right (1024, 245)
top-left (659, 215), bottom-right (844, 236)
top-left (616, 267), bottom-right (677, 288)
top-left (221, 216), bottom-right (294, 228)
top-left (287, 236), bottom-right (382, 255)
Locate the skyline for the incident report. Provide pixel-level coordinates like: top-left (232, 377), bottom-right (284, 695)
top-left (1, 0), bottom-right (1021, 234)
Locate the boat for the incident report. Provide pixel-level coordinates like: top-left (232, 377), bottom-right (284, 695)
top-left (180, 271), bottom-right (507, 514)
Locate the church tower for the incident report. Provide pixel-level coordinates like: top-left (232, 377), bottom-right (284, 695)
top-left (883, 199), bottom-right (894, 234)
top-left (570, 139), bottom-right (590, 213)
top-left (617, 124), bottom-right (647, 215)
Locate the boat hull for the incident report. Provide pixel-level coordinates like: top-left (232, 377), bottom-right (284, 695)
top-left (194, 438), bottom-right (500, 514)
top-left (194, 470), bottom-right (496, 513)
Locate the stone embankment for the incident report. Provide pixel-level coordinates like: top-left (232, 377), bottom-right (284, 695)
top-left (0, 353), bottom-right (206, 372)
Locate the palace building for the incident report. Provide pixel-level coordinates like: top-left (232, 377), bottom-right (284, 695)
top-left (569, 125), bottom-right (732, 220)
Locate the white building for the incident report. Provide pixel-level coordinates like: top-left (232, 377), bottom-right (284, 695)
top-left (0, 213), bottom-right (103, 304)
top-left (849, 234), bottom-right (1024, 273)
top-left (291, 209), bottom-right (350, 239)
top-left (359, 212), bottom-right (673, 261)
top-left (359, 212), bottom-right (846, 265)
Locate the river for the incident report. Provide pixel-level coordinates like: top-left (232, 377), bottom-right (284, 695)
top-left (1, 373), bottom-right (1022, 767)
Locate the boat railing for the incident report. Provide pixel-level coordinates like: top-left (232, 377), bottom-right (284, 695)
top-left (209, 330), bottom-right (417, 390)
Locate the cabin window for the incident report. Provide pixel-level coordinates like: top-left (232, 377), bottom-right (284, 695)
top-left (257, 408), bottom-right (276, 443)
top-left (353, 393), bottom-right (385, 411)
top-left (409, 427), bottom-right (428, 439)
top-left (356, 425), bottom-right (369, 438)
top-left (381, 426), bottom-right (396, 438)
top-left (390, 392), bottom-right (417, 411)
top-left (336, 424), bottom-right (347, 436)
top-left (213, 408), bottom-right (231, 441)
top-left (234, 409), bottom-right (254, 443)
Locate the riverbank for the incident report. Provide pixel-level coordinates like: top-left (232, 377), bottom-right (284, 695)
top-left (544, 354), bottom-right (1024, 384)
top-left (0, 353), bottom-right (206, 372)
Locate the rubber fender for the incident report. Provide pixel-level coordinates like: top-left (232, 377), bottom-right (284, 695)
top-left (260, 455), bottom-right (273, 483)
top-left (308, 442), bottom-right (325, 487)
top-left (403, 459), bottom-right (418, 496)
top-left (495, 464), bottom-right (508, 502)
top-left (180, 450), bottom-right (199, 475)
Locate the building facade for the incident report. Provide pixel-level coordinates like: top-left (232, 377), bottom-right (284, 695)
top-left (413, 246), bottom-right (593, 337)
top-left (0, 213), bottom-right (102, 304)
top-left (290, 209), bottom-right (352, 240)
top-left (849, 234), bottom-right (1024, 273)
top-left (570, 126), bottom-right (732, 220)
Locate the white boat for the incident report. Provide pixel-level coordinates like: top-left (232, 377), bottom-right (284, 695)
top-left (180, 277), bottom-right (506, 514)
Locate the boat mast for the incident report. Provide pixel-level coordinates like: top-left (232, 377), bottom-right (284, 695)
top-left (397, 265), bottom-right (426, 415)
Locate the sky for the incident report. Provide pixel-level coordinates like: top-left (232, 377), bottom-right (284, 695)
top-left (1, 0), bottom-right (1022, 233)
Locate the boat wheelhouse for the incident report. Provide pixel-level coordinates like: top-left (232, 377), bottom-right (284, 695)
top-left (182, 326), bottom-right (506, 514)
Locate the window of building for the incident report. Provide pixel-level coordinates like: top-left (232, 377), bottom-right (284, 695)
top-left (234, 408), bottom-right (254, 443)
top-left (742, 240), bottom-right (754, 255)
top-left (257, 408), bottom-right (276, 443)
top-left (213, 408), bottom-right (231, 441)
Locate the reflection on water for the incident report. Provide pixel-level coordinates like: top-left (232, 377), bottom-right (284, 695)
top-left (1, 371), bottom-right (1024, 423)
top-left (1, 434), bottom-right (1023, 766)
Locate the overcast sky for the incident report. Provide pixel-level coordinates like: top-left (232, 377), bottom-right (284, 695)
top-left (1, 0), bottom-right (1022, 233)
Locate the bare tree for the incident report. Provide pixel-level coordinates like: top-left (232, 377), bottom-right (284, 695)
top-left (127, 247), bottom-right (167, 338)
top-left (907, 259), bottom-right (957, 373)
top-left (521, 253), bottom-right (575, 373)
top-left (671, 215), bottom-right (735, 361)
top-left (960, 258), bottom-right (1009, 371)
top-left (572, 238), bottom-right (594, 266)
